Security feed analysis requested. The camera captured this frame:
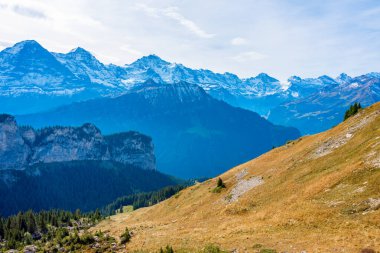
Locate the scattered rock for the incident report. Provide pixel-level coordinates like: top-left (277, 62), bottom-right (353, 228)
top-left (23, 245), bottom-right (37, 253)
top-left (225, 169), bottom-right (264, 203)
top-left (6, 250), bottom-right (19, 253)
top-left (367, 198), bottom-right (380, 211)
top-left (313, 110), bottom-right (378, 158)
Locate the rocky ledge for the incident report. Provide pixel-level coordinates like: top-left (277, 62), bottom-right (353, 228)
top-left (0, 114), bottom-right (155, 170)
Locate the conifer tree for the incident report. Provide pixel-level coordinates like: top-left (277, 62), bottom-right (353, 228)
top-left (0, 217), bottom-right (4, 239)
top-left (217, 178), bottom-right (225, 188)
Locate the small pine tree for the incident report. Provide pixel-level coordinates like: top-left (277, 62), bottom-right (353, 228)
top-left (0, 217), bottom-right (4, 240)
top-left (119, 205), bottom-right (123, 213)
top-left (217, 178), bottom-right (225, 188)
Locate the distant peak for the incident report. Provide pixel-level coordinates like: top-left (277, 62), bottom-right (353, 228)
top-left (133, 54), bottom-right (170, 66)
top-left (254, 73), bottom-right (278, 82)
top-left (146, 54), bottom-right (162, 59)
top-left (66, 46), bottom-right (99, 63)
top-left (288, 76), bottom-right (302, 82)
top-left (257, 73), bottom-right (270, 77)
top-left (16, 40), bottom-right (40, 46)
top-left (70, 46), bottom-right (88, 53)
top-left (69, 47), bottom-right (94, 56)
top-left (318, 75), bottom-right (338, 85)
top-left (336, 73), bottom-right (352, 83)
top-left (318, 75), bottom-right (333, 80)
top-left (3, 40), bottom-right (45, 54)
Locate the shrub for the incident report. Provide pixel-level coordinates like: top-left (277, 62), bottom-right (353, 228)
top-left (202, 244), bottom-right (226, 253)
top-left (80, 233), bottom-right (95, 245)
top-left (120, 227), bottom-right (131, 244)
top-left (159, 245), bottom-right (174, 253)
top-left (260, 249), bottom-right (277, 253)
top-left (361, 249), bottom-right (375, 253)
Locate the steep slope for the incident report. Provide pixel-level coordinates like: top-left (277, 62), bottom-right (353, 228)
top-left (270, 74), bottom-right (380, 134)
top-left (93, 103), bottom-right (380, 252)
top-left (0, 114), bottom-right (155, 171)
top-left (17, 80), bottom-right (300, 178)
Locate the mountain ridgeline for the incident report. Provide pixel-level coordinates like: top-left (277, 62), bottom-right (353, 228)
top-left (0, 40), bottom-right (379, 134)
top-left (0, 114), bottom-right (155, 171)
top-left (18, 80), bottom-right (301, 178)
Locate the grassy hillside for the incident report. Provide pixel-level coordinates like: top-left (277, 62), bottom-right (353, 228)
top-left (92, 103), bottom-right (380, 252)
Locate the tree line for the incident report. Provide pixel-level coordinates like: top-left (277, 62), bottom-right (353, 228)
top-left (101, 184), bottom-right (186, 216)
top-left (0, 209), bottom-right (102, 250)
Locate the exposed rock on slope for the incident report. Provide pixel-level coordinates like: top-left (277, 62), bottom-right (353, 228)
top-left (93, 103), bottom-right (380, 252)
top-left (0, 114), bottom-right (155, 170)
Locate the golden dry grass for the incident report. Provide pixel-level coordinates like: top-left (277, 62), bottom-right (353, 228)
top-left (92, 103), bottom-right (380, 253)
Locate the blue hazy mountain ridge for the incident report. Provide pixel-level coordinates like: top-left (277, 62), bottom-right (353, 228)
top-left (17, 80), bottom-right (301, 178)
top-left (1, 40), bottom-right (379, 134)
top-left (268, 73), bottom-right (380, 133)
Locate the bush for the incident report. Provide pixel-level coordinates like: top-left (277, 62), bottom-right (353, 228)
top-left (361, 249), bottom-right (375, 253)
top-left (80, 233), bottom-right (95, 245)
top-left (202, 244), bottom-right (226, 253)
top-left (120, 227), bottom-right (131, 244)
top-left (160, 245), bottom-right (174, 253)
top-left (260, 249), bottom-right (277, 253)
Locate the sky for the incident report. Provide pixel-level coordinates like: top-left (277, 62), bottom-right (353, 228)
top-left (0, 0), bottom-right (380, 81)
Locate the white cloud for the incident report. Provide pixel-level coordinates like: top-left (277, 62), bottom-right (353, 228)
top-left (232, 51), bottom-right (267, 62)
top-left (231, 37), bottom-right (247, 46)
top-left (120, 44), bottom-right (142, 56)
top-left (135, 4), bottom-right (214, 39)
top-left (0, 0), bottom-right (379, 80)
top-left (12, 4), bottom-right (46, 19)
top-left (161, 7), bottom-right (215, 39)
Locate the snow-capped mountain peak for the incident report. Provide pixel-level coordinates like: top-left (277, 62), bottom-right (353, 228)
top-left (128, 54), bottom-right (170, 69)
top-left (336, 73), bottom-right (352, 84)
top-left (317, 75), bottom-right (338, 85)
top-left (288, 76), bottom-right (302, 83)
top-left (68, 47), bottom-right (96, 60)
top-left (254, 73), bottom-right (279, 83)
top-left (3, 40), bottom-right (43, 55)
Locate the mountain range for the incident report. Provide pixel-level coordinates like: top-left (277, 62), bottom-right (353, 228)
top-left (17, 80), bottom-right (300, 178)
top-left (1, 40), bottom-right (379, 134)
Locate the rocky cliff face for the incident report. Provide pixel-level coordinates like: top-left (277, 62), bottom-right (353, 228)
top-left (0, 114), bottom-right (155, 170)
